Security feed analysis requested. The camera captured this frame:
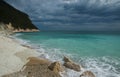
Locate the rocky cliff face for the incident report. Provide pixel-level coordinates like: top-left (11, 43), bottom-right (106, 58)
top-left (0, 23), bottom-right (13, 35)
top-left (0, 0), bottom-right (39, 32)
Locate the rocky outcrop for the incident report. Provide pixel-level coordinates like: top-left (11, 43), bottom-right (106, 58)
top-left (1, 55), bottom-right (96, 77)
top-left (63, 56), bottom-right (73, 63)
top-left (63, 56), bottom-right (81, 72)
top-left (13, 28), bottom-right (39, 32)
top-left (0, 0), bottom-right (39, 32)
top-left (24, 57), bottom-right (51, 66)
top-left (0, 23), bottom-right (13, 35)
top-left (2, 57), bottom-right (62, 77)
top-left (48, 61), bottom-right (64, 73)
top-left (80, 71), bottom-right (95, 77)
top-left (22, 57), bottom-right (63, 77)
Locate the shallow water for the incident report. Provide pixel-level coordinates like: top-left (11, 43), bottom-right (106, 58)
top-left (14, 32), bottom-right (120, 77)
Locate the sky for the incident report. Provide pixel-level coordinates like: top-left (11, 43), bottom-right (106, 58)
top-left (5, 0), bottom-right (120, 31)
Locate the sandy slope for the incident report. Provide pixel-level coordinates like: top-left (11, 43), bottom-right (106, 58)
top-left (0, 35), bottom-right (40, 76)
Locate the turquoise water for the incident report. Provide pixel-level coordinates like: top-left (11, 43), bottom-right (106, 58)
top-left (16, 32), bottom-right (120, 57)
top-left (15, 32), bottom-right (120, 77)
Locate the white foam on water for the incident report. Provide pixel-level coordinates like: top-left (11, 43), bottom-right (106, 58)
top-left (80, 57), bottom-right (120, 77)
top-left (37, 47), bottom-right (120, 77)
top-left (12, 33), bottom-right (30, 45)
top-left (31, 45), bottom-right (120, 77)
top-left (13, 33), bottom-right (23, 37)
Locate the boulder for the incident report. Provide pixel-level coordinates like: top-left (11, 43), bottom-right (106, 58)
top-left (64, 62), bottom-right (81, 72)
top-left (20, 57), bottom-right (62, 77)
top-left (80, 71), bottom-right (95, 77)
top-left (63, 57), bottom-right (81, 72)
top-left (26, 57), bottom-right (51, 65)
top-left (21, 57), bottom-right (51, 71)
top-left (63, 56), bottom-right (72, 63)
top-left (48, 61), bottom-right (64, 73)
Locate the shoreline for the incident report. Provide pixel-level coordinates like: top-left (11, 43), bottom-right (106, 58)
top-left (0, 32), bottom-right (96, 77)
top-left (0, 34), bottom-right (41, 76)
top-left (13, 29), bottom-right (40, 33)
top-left (0, 34), bottom-right (67, 77)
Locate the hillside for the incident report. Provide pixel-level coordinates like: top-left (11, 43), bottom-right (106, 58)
top-left (0, 0), bottom-right (39, 31)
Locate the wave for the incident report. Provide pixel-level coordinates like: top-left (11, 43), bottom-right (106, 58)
top-left (81, 57), bottom-right (120, 77)
top-left (12, 33), bottom-right (31, 45)
top-left (30, 45), bottom-right (120, 77)
top-left (13, 33), bottom-right (23, 37)
top-left (37, 46), bottom-right (120, 77)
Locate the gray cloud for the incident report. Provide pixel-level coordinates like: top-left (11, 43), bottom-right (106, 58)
top-left (5, 0), bottom-right (120, 31)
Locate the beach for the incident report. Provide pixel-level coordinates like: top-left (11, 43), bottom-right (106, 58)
top-left (0, 34), bottom-right (83, 77)
top-left (0, 23), bottom-right (65, 77)
top-left (0, 35), bottom-right (40, 76)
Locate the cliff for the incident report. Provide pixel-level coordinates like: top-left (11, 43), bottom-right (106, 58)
top-left (0, 23), bottom-right (13, 35)
top-left (0, 0), bottom-right (39, 32)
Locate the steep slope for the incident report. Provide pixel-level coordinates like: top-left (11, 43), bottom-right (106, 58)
top-left (0, 0), bottom-right (39, 31)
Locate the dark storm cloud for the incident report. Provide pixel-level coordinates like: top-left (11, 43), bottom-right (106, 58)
top-left (5, 0), bottom-right (120, 31)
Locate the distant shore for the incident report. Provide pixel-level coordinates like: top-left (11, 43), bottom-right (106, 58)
top-left (13, 29), bottom-right (39, 32)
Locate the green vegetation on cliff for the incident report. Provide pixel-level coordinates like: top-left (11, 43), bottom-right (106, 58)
top-left (0, 0), bottom-right (38, 30)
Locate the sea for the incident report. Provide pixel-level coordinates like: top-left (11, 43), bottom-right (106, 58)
top-left (14, 31), bottom-right (120, 77)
